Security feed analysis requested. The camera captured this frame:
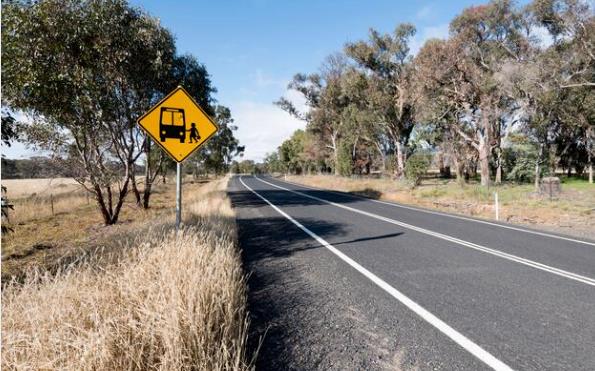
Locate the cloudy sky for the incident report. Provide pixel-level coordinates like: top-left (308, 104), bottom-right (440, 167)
top-left (4, 0), bottom-right (501, 161)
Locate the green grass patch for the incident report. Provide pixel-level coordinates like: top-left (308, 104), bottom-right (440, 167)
top-left (418, 188), bottom-right (448, 199)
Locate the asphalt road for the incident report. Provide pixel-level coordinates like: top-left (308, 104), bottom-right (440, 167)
top-left (228, 175), bottom-right (595, 370)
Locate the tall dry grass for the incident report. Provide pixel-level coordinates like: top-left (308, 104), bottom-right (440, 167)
top-left (9, 192), bottom-right (90, 224)
top-left (1, 176), bottom-right (252, 370)
top-left (1, 178), bottom-right (81, 198)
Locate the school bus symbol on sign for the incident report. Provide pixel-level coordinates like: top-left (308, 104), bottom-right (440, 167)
top-left (137, 86), bottom-right (218, 162)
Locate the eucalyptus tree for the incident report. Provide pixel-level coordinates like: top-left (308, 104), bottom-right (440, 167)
top-left (2, 0), bottom-right (176, 224)
top-left (263, 152), bottom-right (284, 174)
top-left (278, 129), bottom-right (307, 174)
top-left (414, 38), bottom-right (479, 184)
top-left (530, 0), bottom-right (594, 182)
top-left (345, 23), bottom-right (417, 178)
top-left (276, 54), bottom-right (351, 175)
top-left (446, 0), bottom-right (530, 186)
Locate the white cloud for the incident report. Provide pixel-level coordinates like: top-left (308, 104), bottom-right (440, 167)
top-left (283, 88), bottom-right (308, 113)
top-left (416, 4), bottom-right (433, 20)
top-left (251, 69), bottom-right (287, 88)
top-left (409, 23), bottom-right (449, 56)
top-left (232, 91), bottom-right (307, 162)
top-left (1, 141), bottom-right (43, 159)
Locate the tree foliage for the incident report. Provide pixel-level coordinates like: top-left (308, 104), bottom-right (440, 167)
top-left (273, 0), bottom-right (594, 186)
top-left (2, 0), bottom-right (242, 223)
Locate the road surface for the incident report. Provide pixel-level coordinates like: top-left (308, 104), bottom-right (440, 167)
top-left (228, 175), bottom-right (595, 370)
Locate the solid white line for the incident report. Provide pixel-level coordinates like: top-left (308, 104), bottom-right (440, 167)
top-left (271, 176), bottom-right (595, 247)
top-left (255, 176), bottom-right (595, 287)
top-left (239, 176), bottom-right (513, 371)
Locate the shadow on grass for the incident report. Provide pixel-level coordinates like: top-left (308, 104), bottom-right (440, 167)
top-left (350, 188), bottom-right (382, 199)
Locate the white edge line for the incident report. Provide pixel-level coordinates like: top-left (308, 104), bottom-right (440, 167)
top-left (239, 176), bottom-right (513, 371)
top-left (255, 176), bottom-right (595, 287)
top-left (270, 176), bottom-right (595, 247)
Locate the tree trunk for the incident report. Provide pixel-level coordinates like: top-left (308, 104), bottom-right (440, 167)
top-left (374, 141), bottom-right (387, 174)
top-left (438, 152), bottom-right (451, 178)
top-left (130, 173), bottom-right (141, 206)
top-left (92, 179), bottom-right (129, 226)
top-left (93, 184), bottom-right (112, 226)
top-left (142, 139), bottom-right (152, 209)
top-left (453, 156), bottom-right (465, 186)
top-left (478, 140), bottom-right (491, 186)
top-left (534, 143), bottom-right (543, 192)
top-left (588, 135), bottom-right (593, 183)
top-left (495, 148), bottom-right (502, 184)
top-left (395, 142), bottom-right (405, 179)
top-left (109, 178), bottom-right (130, 224)
top-left (331, 133), bottom-right (340, 176)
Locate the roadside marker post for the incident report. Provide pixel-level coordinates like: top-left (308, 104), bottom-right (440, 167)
top-left (494, 192), bottom-right (499, 221)
top-left (137, 86), bottom-right (219, 231)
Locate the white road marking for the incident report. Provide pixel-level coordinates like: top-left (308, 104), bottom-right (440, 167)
top-left (255, 176), bottom-right (595, 287)
top-left (239, 176), bottom-right (514, 371)
top-left (272, 176), bottom-right (595, 247)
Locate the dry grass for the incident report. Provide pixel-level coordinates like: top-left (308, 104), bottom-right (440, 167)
top-left (8, 191), bottom-right (90, 225)
top-left (285, 175), bottom-right (595, 239)
top-left (2, 178), bottom-right (81, 198)
top-left (0, 176), bottom-right (206, 271)
top-left (1, 176), bottom-right (253, 370)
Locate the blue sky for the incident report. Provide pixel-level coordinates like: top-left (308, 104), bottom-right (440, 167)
top-left (4, 0), bottom-right (495, 161)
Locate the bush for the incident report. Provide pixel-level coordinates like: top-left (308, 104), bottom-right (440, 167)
top-left (502, 144), bottom-right (549, 183)
top-left (405, 152), bottom-right (431, 187)
top-left (337, 141), bottom-right (353, 176)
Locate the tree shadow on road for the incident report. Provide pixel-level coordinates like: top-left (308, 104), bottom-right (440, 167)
top-left (228, 185), bottom-right (406, 370)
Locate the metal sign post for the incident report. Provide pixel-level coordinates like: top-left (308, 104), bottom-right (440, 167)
top-left (175, 162), bottom-right (182, 231)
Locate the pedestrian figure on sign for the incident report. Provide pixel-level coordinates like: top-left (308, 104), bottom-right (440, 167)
top-left (188, 123), bottom-right (201, 143)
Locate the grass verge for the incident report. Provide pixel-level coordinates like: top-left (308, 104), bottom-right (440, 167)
top-left (2, 176), bottom-right (253, 370)
top-left (284, 174), bottom-right (595, 239)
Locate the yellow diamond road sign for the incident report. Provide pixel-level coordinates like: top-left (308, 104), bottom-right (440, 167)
top-left (137, 86), bottom-right (218, 163)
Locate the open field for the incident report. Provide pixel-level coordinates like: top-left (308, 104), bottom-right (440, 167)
top-left (1, 176), bottom-right (252, 370)
top-left (2, 177), bottom-right (81, 198)
top-left (284, 175), bottom-right (595, 240)
top-left (2, 176), bottom-right (196, 275)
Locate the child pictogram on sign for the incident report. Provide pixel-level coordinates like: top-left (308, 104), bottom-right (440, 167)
top-left (188, 123), bottom-right (201, 143)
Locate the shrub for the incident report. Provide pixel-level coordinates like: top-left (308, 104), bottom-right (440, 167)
top-left (405, 152), bottom-right (431, 187)
top-left (337, 141), bottom-right (353, 176)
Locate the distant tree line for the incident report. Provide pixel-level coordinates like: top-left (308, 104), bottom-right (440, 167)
top-left (268, 0), bottom-right (594, 188)
top-left (2, 157), bottom-right (76, 179)
top-left (2, 0), bottom-right (243, 225)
